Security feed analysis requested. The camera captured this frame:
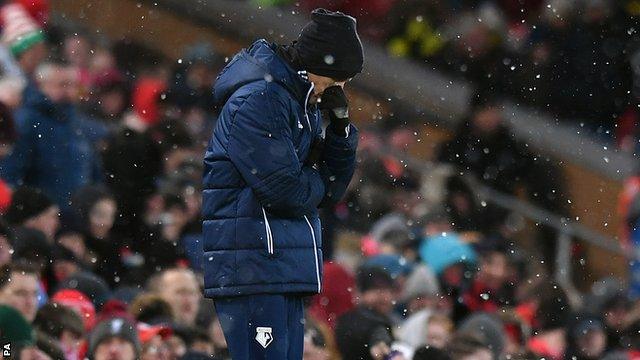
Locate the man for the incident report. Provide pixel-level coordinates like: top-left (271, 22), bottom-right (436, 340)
top-left (461, 239), bottom-right (515, 314)
top-left (0, 61), bottom-right (103, 208)
top-left (335, 267), bottom-right (397, 360)
top-left (33, 302), bottom-right (84, 360)
top-left (0, 262), bottom-right (40, 322)
top-left (87, 317), bottom-right (140, 360)
top-left (150, 267), bottom-right (200, 327)
top-left (0, 304), bottom-right (52, 360)
top-left (202, 8), bottom-right (361, 359)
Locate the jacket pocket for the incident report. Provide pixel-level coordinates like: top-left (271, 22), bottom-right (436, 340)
top-left (261, 207), bottom-right (274, 254)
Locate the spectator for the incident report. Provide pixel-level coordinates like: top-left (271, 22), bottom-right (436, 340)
top-left (335, 267), bottom-right (396, 360)
top-left (564, 313), bottom-right (608, 360)
top-left (57, 271), bottom-right (111, 311)
top-left (149, 267), bottom-right (200, 327)
top-left (88, 317), bottom-right (140, 360)
top-left (0, 61), bottom-right (103, 207)
top-left (85, 68), bottom-right (128, 126)
top-left (102, 77), bottom-right (163, 240)
top-left (438, 93), bottom-right (566, 267)
top-left (56, 225), bottom-right (90, 266)
top-left (63, 33), bottom-right (92, 91)
top-left (68, 186), bottom-right (124, 287)
top-left (526, 283), bottom-right (571, 359)
top-left (5, 186), bottom-right (58, 242)
top-left (399, 264), bottom-right (440, 316)
top-left (33, 302), bottom-right (84, 360)
top-left (0, 261), bottom-right (40, 322)
top-left (461, 239), bottom-right (516, 313)
top-left (438, 94), bottom-right (530, 196)
top-left (52, 288), bottom-right (97, 331)
top-left (457, 313), bottom-right (506, 358)
top-left (51, 244), bottom-right (82, 283)
top-left (134, 192), bottom-right (189, 272)
top-left (34, 330), bottom-right (66, 359)
top-left (170, 42), bottom-right (219, 113)
top-left (138, 322), bottom-right (173, 360)
top-left (396, 312), bottom-right (453, 357)
top-left (0, 304), bottom-right (51, 360)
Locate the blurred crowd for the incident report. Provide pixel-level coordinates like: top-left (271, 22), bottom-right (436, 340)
top-left (259, 0), bottom-right (640, 152)
top-left (0, 1), bottom-right (637, 360)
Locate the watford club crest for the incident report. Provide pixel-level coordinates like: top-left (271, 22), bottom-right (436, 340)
top-left (255, 327), bottom-right (274, 349)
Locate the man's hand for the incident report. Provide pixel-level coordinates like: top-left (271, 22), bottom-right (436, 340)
top-left (305, 138), bottom-right (324, 168)
top-left (319, 85), bottom-right (350, 137)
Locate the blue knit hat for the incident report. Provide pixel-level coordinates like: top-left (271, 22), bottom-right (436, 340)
top-left (419, 233), bottom-right (477, 275)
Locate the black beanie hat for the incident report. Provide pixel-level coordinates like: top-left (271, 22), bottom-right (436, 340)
top-left (5, 186), bottom-right (54, 225)
top-left (294, 8), bottom-right (364, 80)
top-left (57, 271), bottom-right (111, 311)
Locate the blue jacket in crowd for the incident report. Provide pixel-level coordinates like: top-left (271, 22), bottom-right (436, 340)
top-left (202, 39), bottom-right (358, 298)
top-left (0, 82), bottom-right (102, 207)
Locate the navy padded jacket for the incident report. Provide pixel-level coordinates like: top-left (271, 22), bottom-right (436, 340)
top-left (202, 40), bottom-right (358, 298)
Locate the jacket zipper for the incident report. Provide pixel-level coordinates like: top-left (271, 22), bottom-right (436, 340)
top-left (262, 207), bottom-right (274, 254)
top-left (304, 215), bottom-right (321, 293)
top-left (303, 82), bottom-right (314, 130)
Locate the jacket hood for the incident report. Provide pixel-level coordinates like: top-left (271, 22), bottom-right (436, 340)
top-left (213, 39), bottom-right (311, 106)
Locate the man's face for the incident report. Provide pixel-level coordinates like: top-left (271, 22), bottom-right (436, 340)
top-left (0, 271), bottom-right (39, 321)
top-left (361, 288), bottom-right (395, 315)
top-left (59, 330), bottom-right (83, 359)
top-left (159, 270), bottom-right (200, 326)
top-left (576, 329), bottom-right (607, 358)
top-left (39, 66), bottom-right (77, 104)
top-left (94, 337), bottom-right (136, 360)
top-left (425, 322), bottom-right (451, 349)
top-left (307, 72), bottom-right (345, 103)
top-left (90, 199), bottom-right (117, 237)
top-left (478, 252), bottom-right (511, 290)
top-left (141, 335), bottom-right (170, 360)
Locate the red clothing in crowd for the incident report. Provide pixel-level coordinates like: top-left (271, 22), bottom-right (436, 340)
top-left (527, 336), bottom-right (563, 360)
top-left (308, 262), bottom-right (356, 329)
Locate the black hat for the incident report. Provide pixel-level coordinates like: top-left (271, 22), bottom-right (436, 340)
top-left (57, 271), bottom-right (111, 311)
top-left (5, 186), bottom-right (54, 225)
top-left (356, 266), bottom-right (395, 293)
top-left (294, 8), bottom-right (364, 80)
